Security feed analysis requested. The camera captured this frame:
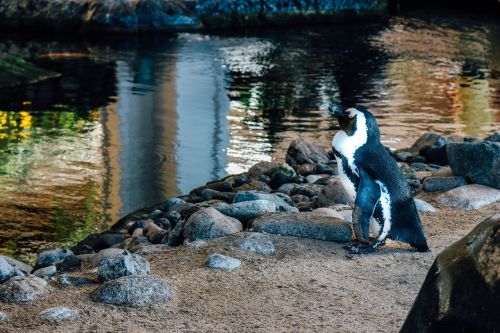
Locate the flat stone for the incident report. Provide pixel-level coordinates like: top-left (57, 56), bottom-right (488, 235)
top-left (400, 214), bottom-right (500, 333)
top-left (0, 257), bottom-right (15, 283)
top-left (33, 265), bottom-right (57, 278)
top-left (0, 276), bottom-right (48, 303)
top-left (36, 248), bottom-right (73, 267)
top-left (447, 141), bottom-right (500, 189)
top-left (414, 199), bottom-right (437, 213)
top-left (215, 200), bottom-right (277, 222)
top-left (235, 233), bottom-right (275, 255)
top-left (38, 307), bottom-right (80, 321)
top-left (97, 253), bottom-right (150, 282)
top-left (183, 207), bottom-right (243, 242)
top-left (233, 191), bottom-right (298, 212)
top-left (437, 184), bottom-right (500, 210)
top-left (251, 212), bottom-right (352, 242)
top-left (317, 177), bottom-right (354, 207)
top-left (59, 274), bottom-right (98, 288)
top-left (423, 176), bottom-right (467, 192)
top-left (92, 275), bottom-right (173, 307)
top-left (205, 254), bottom-right (241, 271)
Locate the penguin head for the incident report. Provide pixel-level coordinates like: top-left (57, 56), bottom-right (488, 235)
top-left (329, 105), bottom-right (380, 141)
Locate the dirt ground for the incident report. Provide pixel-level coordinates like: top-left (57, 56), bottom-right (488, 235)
top-left (0, 193), bottom-right (498, 333)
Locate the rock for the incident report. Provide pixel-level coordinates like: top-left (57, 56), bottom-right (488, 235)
top-left (154, 219), bottom-right (172, 230)
top-left (180, 194), bottom-right (205, 203)
top-left (128, 219), bottom-right (150, 234)
top-left (216, 200), bottom-right (277, 222)
top-left (306, 175), bottom-right (329, 184)
top-left (36, 248), bottom-right (73, 267)
top-left (447, 141), bottom-right (500, 189)
top-left (33, 265), bottom-right (57, 278)
top-left (233, 191), bottom-right (298, 212)
top-left (148, 209), bottom-right (163, 219)
top-left (312, 208), bottom-right (344, 219)
top-left (422, 176), bottom-right (467, 192)
top-left (183, 207), bottom-right (243, 242)
top-left (0, 276), bottom-right (48, 303)
top-left (485, 131), bottom-right (500, 142)
top-left (164, 211), bottom-right (181, 225)
top-left (0, 257), bottom-right (15, 283)
top-left (395, 151), bottom-right (414, 162)
top-left (0, 255), bottom-right (32, 274)
top-left (400, 214), bottom-right (500, 333)
top-left (88, 248), bottom-right (130, 267)
top-left (56, 254), bottom-right (82, 272)
top-left (317, 178), bottom-right (354, 207)
top-left (97, 253), bottom-right (150, 282)
top-left (337, 210), bottom-right (353, 222)
top-left (316, 163), bottom-right (337, 175)
top-left (186, 240), bottom-right (208, 249)
top-left (38, 307), bottom-right (80, 321)
top-left (251, 212), bottom-right (352, 243)
top-left (291, 194), bottom-right (311, 205)
top-left (410, 162), bottom-right (428, 171)
top-left (73, 233), bottom-right (128, 253)
top-left (414, 199), bottom-right (437, 213)
top-left (415, 171), bottom-right (432, 181)
top-left (431, 166), bottom-right (454, 177)
top-left (234, 180), bottom-right (271, 193)
top-left (291, 183), bottom-right (323, 198)
top-left (192, 179), bottom-right (233, 196)
top-left (421, 145), bottom-right (448, 165)
top-left (201, 189), bottom-right (235, 202)
top-left (163, 197), bottom-right (186, 211)
top-left (92, 275), bottom-right (173, 307)
top-left (286, 139), bottom-right (330, 169)
top-left (0, 312), bottom-right (6, 321)
top-left (399, 163), bottom-right (417, 181)
top-left (236, 233), bottom-right (275, 255)
top-left (437, 184), bottom-right (500, 210)
top-left (205, 254), bottom-right (241, 271)
top-left (143, 221), bottom-right (169, 244)
top-left (276, 183), bottom-right (297, 196)
top-left (264, 163), bottom-right (296, 178)
top-left (131, 227), bottom-right (143, 237)
top-left (296, 163), bottom-right (317, 176)
top-left (247, 162), bottom-right (278, 178)
top-left (163, 219), bottom-right (186, 246)
top-left (407, 132), bottom-right (449, 155)
top-left (268, 172), bottom-right (295, 189)
top-left (59, 274), bottom-right (98, 288)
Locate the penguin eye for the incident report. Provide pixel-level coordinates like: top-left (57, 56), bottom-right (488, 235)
top-left (345, 108), bottom-right (357, 119)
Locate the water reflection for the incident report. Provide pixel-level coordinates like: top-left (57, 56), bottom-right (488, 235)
top-left (0, 12), bottom-right (499, 260)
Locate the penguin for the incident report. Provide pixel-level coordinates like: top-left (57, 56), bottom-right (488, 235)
top-left (329, 106), bottom-right (429, 254)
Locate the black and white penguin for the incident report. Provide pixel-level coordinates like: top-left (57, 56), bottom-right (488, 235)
top-left (329, 106), bottom-right (429, 254)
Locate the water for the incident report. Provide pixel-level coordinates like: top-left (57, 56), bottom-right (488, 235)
top-left (0, 11), bottom-right (499, 261)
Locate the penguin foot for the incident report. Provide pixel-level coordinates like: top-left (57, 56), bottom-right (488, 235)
top-left (343, 243), bottom-right (377, 254)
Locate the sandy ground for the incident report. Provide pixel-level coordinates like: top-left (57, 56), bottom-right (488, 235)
top-left (0, 193), bottom-right (498, 333)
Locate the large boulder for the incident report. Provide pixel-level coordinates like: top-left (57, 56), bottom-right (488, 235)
top-left (0, 276), bottom-right (48, 303)
top-left (400, 214), bottom-right (500, 333)
top-left (437, 184), bottom-right (500, 210)
top-left (92, 275), bottom-right (173, 307)
top-left (251, 212), bottom-right (352, 242)
top-left (183, 207), bottom-right (243, 242)
top-left (447, 141), bottom-right (500, 189)
top-left (233, 191), bottom-right (298, 212)
top-left (286, 139), bottom-right (330, 169)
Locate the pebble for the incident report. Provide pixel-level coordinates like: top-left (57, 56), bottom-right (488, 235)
top-left (205, 254), bottom-right (241, 271)
top-left (414, 199), bottom-right (437, 213)
top-left (38, 307), bottom-right (80, 321)
top-left (236, 233), bottom-right (275, 255)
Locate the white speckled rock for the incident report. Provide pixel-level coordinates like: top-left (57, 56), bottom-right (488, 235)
top-left (38, 307), bottom-right (80, 321)
top-left (414, 199), bottom-right (437, 213)
top-left (205, 254), bottom-right (241, 270)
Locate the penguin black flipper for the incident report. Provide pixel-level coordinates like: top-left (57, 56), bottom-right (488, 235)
top-left (343, 168), bottom-right (383, 254)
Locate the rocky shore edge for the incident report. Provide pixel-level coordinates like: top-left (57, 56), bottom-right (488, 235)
top-left (0, 131), bottom-right (498, 330)
top-left (0, 0), bottom-right (388, 33)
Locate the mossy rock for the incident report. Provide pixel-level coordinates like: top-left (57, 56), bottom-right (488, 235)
top-left (0, 55), bottom-right (60, 88)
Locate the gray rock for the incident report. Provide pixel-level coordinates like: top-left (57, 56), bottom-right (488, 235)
top-left (291, 183), bottom-right (324, 198)
top-left (276, 183), bottom-right (297, 196)
top-left (37, 248), bottom-right (73, 267)
top-left (148, 209), bottom-right (163, 219)
top-left (286, 139), bottom-right (330, 168)
top-left (296, 163), bottom-right (317, 176)
top-left (33, 265), bottom-right (57, 278)
top-left (338, 210), bottom-right (353, 223)
top-left (0, 311), bottom-right (6, 321)
top-left (0, 257), bottom-right (15, 283)
top-left (447, 141), bottom-right (500, 189)
top-left (90, 248), bottom-right (130, 267)
top-left (399, 163), bottom-right (417, 180)
top-left (395, 151), bottom-right (414, 162)
top-left (0, 275), bottom-right (48, 303)
top-left (316, 163), bottom-right (337, 175)
top-left (38, 307), bottom-right (80, 321)
top-left (485, 131), bottom-right (500, 142)
top-left (410, 162), bottom-right (429, 171)
top-left (431, 166), bottom-right (453, 177)
top-left (312, 207), bottom-right (344, 219)
top-left (236, 233), bottom-right (275, 255)
top-left (216, 200), bottom-right (277, 222)
top-left (422, 176), bottom-right (467, 192)
top-left (251, 212), bottom-right (352, 242)
top-left (163, 219), bottom-right (186, 246)
top-left (408, 132), bottom-right (449, 155)
top-left (437, 184), bottom-right (500, 210)
top-left (205, 254), bottom-right (241, 271)
top-left (400, 214), bottom-right (500, 333)
top-left (186, 240), bottom-right (208, 249)
top-left (306, 174), bottom-right (329, 184)
top-left (414, 199), bottom-right (437, 213)
top-left (59, 274), bottom-right (98, 288)
top-left (0, 255), bottom-right (32, 274)
top-left (56, 254), bottom-right (82, 272)
top-left (92, 275), bottom-right (173, 307)
top-left (317, 177), bottom-right (354, 207)
top-left (233, 191), bottom-right (298, 212)
top-left (97, 253), bottom-right (150, 282)
top-left (164, 197), bottom-right (186, 211)
top-left (234, 180), bottom-right (271, 193)
top-left (201, 189), bottom-right (235, 202)
top-left (183, 207), bottom-right (243, 242)
top-left (143, 221), bottom-right (169, 244)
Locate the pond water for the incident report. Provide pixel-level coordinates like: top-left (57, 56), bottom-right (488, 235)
top-left (0, 10), bottom-right (499, 261)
